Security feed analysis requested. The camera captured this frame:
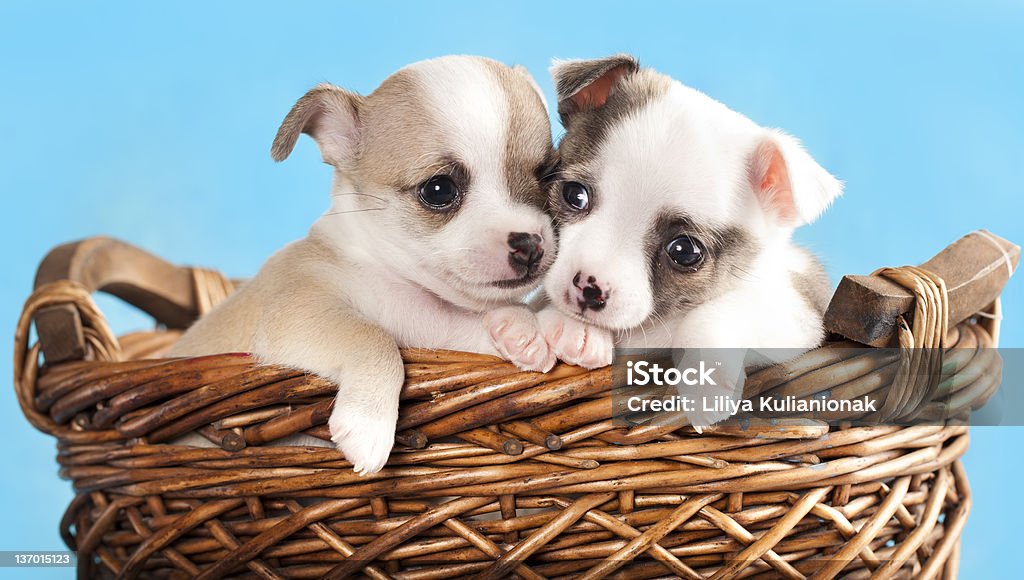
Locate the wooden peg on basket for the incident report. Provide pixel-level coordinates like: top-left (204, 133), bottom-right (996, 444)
top-left (824, 230), bottom-right (1019, 347)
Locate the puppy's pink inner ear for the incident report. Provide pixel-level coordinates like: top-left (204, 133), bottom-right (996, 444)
top-left (752, 141), bottom-right (798, 225)
top-left (572, 66), bottom-right (630, 111)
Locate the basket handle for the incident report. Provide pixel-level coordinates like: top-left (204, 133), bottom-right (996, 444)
top-left (825, 230), bottom-right (1019, 347)
top-left (33, 237), bottom-right (203, 363)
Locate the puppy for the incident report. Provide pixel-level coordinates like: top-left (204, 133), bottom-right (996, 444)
top-left (537, 55), bottom-right (842, 427)
top-left (169, 56), bottom-right (558, 473)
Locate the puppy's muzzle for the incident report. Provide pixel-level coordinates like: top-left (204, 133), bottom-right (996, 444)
top-left (572, 271), bottom-right (608, 312)
top-left (508, 232), bottom-right (544, 277)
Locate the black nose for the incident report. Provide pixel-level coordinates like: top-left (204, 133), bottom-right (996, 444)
top-left (574, 271), bottom-right (607, 311)
top-left (508, 232), bottom-right (544, 274)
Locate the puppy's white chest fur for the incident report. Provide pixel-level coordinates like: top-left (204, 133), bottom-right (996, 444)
top-left (344, 257), bottom-right (495, 353)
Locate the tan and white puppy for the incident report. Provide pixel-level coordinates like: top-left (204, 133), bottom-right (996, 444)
top-left (169, 56), bottom-right (557, 473)
top-left (537, 55), bottom-right (842, 427)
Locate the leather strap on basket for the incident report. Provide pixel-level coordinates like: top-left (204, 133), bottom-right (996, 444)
top-left (872, 265), bottom-right (949, 421)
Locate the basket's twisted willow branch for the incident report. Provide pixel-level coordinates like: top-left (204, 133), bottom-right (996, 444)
top-left (13, 280), bottom-right (121, 438)
top-left (873, 265), bottom-right (949, 422)
top-left (13, 266), bottom-right (236, 439)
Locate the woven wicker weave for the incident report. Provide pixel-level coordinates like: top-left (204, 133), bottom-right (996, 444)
top-left (12, 237), bottom-right (1007, 579)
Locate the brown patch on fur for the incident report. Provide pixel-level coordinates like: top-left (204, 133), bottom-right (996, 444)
top-left (352, 68), bottom-right (472, 229)
top-left (357, 69), bottom-right (453, 189)
top-left (358, 60), bottom-right (553, 230)
top-left (790, 249), bottom-right (833, 315)
top-left (549, 64), bottom-right (672, 226)
top-left (482, 62), bottom-right (555, 209)
top-left (644, 212), bottom-right (761, 321)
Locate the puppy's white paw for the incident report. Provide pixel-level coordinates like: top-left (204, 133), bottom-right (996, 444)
top-left (484, 306), bottom-right (556, 372)
top-left (687, 404), bottom-right (736, 434)
top-left (682, 368), bottom-right (745, 434)
top-left (537, 308), bottom-right (614, 369)
top-left (667, 347), bottom-right (746, 434)
top-left (328, 398), bottom-right (396, 475)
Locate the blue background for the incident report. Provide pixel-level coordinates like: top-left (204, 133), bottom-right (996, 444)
top-left (1, 1), bottom-right (1021, 577)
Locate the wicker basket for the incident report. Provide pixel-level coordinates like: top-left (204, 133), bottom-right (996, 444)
top-left (12, 236), bottom-right (1012, 579)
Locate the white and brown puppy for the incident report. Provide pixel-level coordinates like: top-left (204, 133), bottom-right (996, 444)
top-left (169, 56), bottom-right (558, 473)
top-left (537, 55), bottom-right (842, 427)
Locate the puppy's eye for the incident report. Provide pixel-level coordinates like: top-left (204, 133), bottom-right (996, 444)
top-left (665, 236), bottom-right (705, 271)
top-left (418, 175), bottom-right (460, 209)
top-left (562, 182), bottom-right (590, 211)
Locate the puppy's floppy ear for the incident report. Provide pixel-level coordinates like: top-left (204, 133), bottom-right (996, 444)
top-left (748, 130), bottom-right (843, 228)
top-left (271, 83), bottom-right (363, 166)
top-left (550, 54), bottom-right (639, 123)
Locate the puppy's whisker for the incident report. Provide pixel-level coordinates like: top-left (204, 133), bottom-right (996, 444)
top-left (650, 311), bottom-right (672, 340)
top-left (727, 264), bottom-right (758, 283)
top-left (617, 325), bottom-right (633, 345)
top-left (331, 191), bottom-right (389, 204)
top-left (323, 207), bottom-right (388, 216)
top-left (408, 151), bottom-right (447, 172)
top-left (539, 168), bottom-right (562, 182)
top-left (728, 273), bottom-right (755, 283)
top-left (731, 265), bottom-right (757, 278)
top-left (408, 152), bottom-right (434, 167)
top-left (411, 160), bottom-right (459, 182)
top-left (416, 247), bottom-right (477, 267)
